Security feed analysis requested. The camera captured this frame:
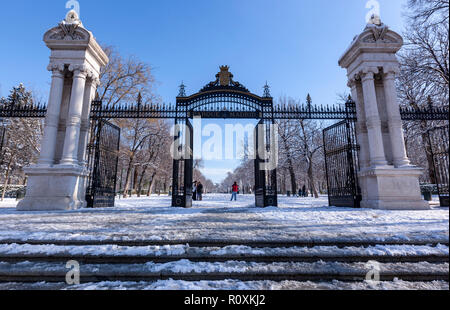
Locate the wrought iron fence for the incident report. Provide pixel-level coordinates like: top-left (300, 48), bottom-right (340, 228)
top-left (1, 97), bottom-right (448, 121)
top-left (428, 125), bottom-right (449, 207)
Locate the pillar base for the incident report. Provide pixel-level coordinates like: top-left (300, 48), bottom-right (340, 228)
top-left (359, 166), bottom-right (430, 210)
top-left (17, 165), bottom-right (89, 211)
top-left (361, 199), bottom-right (430, 210)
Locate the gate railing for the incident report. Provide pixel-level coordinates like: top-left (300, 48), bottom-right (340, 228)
top-left (2, 97), bottom-right (448, 121)
top-left (428, 125), bottom-right (449, 207)
top-left (323, 119), bottom-right (361, 208)
top-left (85, 120), bottom-right (120, 208)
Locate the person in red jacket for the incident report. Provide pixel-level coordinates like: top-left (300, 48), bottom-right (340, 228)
top-left (231, 182), bottom-right (239, 201)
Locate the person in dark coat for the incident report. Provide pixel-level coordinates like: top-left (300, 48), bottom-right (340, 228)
top-left (197, 182), bottom-right (204, 201)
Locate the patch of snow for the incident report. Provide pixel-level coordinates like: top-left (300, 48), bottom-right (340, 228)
top-left (0, 279), bottom-right (447, 290)
top-left (0, 260), bottom-right (447, 275)
top-left (0, 243), bottom-right (447, 258)
top-left (0, 194), bottom-right (447, 244)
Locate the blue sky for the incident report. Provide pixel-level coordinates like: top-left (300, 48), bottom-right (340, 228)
top-left (0, 0), bottom-right (408, 183)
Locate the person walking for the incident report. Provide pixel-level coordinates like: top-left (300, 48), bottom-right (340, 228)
top-left (192, 181), bottom-right (197, 201)
top-left (302, 185), bottom-right (307, 197)
top-left (197, 182), bottom-right (204, 201)
top-left (231, 182), bottom-right (239, 201)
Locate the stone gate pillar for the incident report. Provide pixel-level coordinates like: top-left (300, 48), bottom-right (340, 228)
top-left (339, 19), bottom-right (429, 210)
top-left (17, 11), bottom-right (108, 211)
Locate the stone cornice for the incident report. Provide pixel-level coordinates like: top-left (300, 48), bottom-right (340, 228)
top-left (339, 24), bottom-right (403, 69)
top-left (44, 23), bottom-right (109, 68)
top-left (44, 25), bottom-right (90, 44)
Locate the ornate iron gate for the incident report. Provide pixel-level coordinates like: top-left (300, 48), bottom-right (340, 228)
top-left (172, 66), bottom-right (278, 208)
top-left (86, 120), bottom-right (120, 208)
top-left (323, 119), bottom-right (361, 208)
top-left (428, 125), bottom-right (449, 207)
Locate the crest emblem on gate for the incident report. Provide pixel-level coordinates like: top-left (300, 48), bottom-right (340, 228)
top-left (218, 65), bottom-right (232, 86)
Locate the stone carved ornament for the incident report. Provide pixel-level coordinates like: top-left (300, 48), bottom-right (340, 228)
top-left (350, 15), bottom-right (400, 44)
top-left (363, 16), bottom-right (399, 44)
top-left (47, 10), bottom-right (88, 41)
top-left (362, 23), bottom-right (396, 43)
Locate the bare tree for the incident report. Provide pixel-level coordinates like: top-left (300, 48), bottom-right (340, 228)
top-left (95, 47), bottom-right (163, 199)
top-left (401, 0), bottom-right (449, 101)
top-left (135, 120), bottom-right (171, 197)
top-left (0, 85), bottom-right (42, 200)
top-left (97, 46), bottom-right (156, 108)
top-left (118, 116), bottom-right (159, 198)
top-left (277, 98), bottom-right (300, 195)
top-left (407, 0), bottom-right (449, 25)
top-left (297, 119), bottom-right (324, 198)
top-left (221, 96), bottom-right (327, 198)
top-left (397, 0), bottom-right (449, 183)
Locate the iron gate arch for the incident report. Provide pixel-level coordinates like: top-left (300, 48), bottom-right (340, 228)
top-left (172, 66), bottom-right (278, 208)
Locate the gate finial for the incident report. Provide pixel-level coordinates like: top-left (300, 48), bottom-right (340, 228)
top-left (263, 82), bottom-right (271, 98)
top-left (178, 82), bottom-right (187, 97)
top-left (306, 94), bottom-right (312, 106)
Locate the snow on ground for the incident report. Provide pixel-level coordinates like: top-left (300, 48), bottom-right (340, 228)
top-left (0, 243), bottom-right (448, 257)
top-left (0, 194), bottom-right (448, 243)
top-left (0, 280), bottom-right (447, 290)
top-left (0, 196), bottom-right (448, 290)
top-left (1, 260), bottom-right (446, 275)
top-left (0, 199), bottom-right (18, 209)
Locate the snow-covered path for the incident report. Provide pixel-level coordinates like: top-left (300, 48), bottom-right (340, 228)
top-left (0, 195), bottom-right (448, 243)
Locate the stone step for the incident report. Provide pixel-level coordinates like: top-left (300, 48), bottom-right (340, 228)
top-left (0, 243), bottom-right (447, 264)
top-left (0, 239), bottom-right (448, 248)
top-left (0, 280), bottom-right (449, 294)
top-left (1, 254), bottom-right (447, 264)
top-left (0, 260), bottom-right (447, 283)
top-left (1, 279), bottom-right (448, 290)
